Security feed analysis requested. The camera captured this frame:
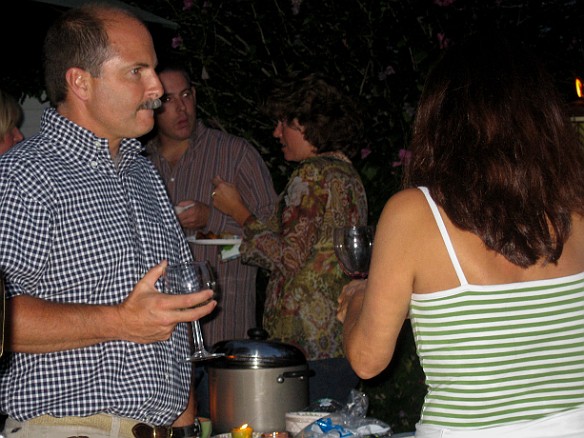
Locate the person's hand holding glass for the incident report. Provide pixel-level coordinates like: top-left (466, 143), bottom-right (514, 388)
top-left (334, 225), bottom-right (375, 324)
top-left (163, 260), bottom-right (225, 362)
top-left (333, 225), bottom-right (375, 279)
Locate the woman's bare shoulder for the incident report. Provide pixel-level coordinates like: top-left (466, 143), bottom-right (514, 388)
top-left (374, 188), bottom-right (439, 256)
top-left (379, 188), bottom-right (430, 225)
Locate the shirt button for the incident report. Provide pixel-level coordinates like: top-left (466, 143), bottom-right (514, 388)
top-left (90, 161), bottom-right (98, 168)
top-left (94, 141), bottom-right (100, 148)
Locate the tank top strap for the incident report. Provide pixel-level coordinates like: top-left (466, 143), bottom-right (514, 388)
top-left (418, 186), bottom-right (468, 286)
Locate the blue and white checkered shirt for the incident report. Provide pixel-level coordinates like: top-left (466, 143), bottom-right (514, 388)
top-left (0, 108), bottom-right (193, 426)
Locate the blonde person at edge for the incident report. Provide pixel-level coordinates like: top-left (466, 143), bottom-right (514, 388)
top-left (337, 33), bottom-right (584, 438)
top-left (212, 73), bottom-right (368, 404)
top-left (0, 5), bottom-right (216, 438)
top-left (0, 89), bottom-right (24, 154)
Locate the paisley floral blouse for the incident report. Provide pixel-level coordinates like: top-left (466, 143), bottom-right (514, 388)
top-left (240, 151), bottom-right (368, 360)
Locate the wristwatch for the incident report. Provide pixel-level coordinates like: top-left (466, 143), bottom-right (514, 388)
top-left (172, 418), bottom-right (201, 438)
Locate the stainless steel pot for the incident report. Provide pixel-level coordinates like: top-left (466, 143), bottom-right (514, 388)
top-left (208, 328), bottom-right (311, 434)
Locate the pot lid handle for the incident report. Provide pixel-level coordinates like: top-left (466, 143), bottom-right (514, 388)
top-left (247, 327), bottom-right (269, 341)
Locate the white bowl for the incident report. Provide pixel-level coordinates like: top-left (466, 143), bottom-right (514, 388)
top-left (285, 412), bottom-right (329, 436)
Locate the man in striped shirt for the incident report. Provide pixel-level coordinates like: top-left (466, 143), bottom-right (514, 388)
top-left (146, 64), bottom-right (278, 416)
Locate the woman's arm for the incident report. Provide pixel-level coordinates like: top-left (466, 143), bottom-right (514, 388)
top-left (211, 175), bottom-right (252, 226)
top-left (214, 164), bottom-right (326, 275)
top-left (172, 382), bottom-right (197, 427)
top-left (340, 190), bottom-right (419, 379)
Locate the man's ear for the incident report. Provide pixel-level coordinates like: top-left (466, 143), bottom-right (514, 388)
top-left (65, 67), bottom-right (91, 101)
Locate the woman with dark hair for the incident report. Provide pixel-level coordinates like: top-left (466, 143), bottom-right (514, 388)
top-left (338, 34), bottom-right (584, 437)
top-left (212, 73), bottom-right (368, 404)
top-left (263, 73), bottom-right (364, 159)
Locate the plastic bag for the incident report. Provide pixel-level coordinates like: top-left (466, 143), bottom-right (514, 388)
top-left (302, 398), bottom-right (345, 414)
top-left (295, 390), bottom-right (392, 438)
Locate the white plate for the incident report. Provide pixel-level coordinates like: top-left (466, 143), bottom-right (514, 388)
top-left (187, 236), bottom-right (242, 245)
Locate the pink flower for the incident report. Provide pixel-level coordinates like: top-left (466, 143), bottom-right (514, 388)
top-left (183, 0), bottom-right (193, 11)
top-left (378, 65), bottom-right (396, 81)
top-left (437, 32), bottom-right (450, 49)
top-left (172, 35), bottom-right (183, 49)
top-left (433, 0), bottom-right (456, 6)
top-left (291, 0), bottom-right (303, 15)
top-left (361, 146), bottom-right (372, 159)
top-left (392, 148), bottom-right (412, 167)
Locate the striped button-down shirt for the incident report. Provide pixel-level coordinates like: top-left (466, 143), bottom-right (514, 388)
top-left (147, 121), bottom-right (278, 346)
top-left (0, 108), bottom-right (193, 425)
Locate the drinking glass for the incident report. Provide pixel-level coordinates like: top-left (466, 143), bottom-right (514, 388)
top-left (163, 260), bottom-right (225, 362)
top-left (333, 225), bottom-right (375, 279)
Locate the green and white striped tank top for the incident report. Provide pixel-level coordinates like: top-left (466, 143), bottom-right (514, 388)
top-left (411, 186), bottom-right (584, 429)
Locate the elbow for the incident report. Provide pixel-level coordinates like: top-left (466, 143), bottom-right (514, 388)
top-left (351, 362), bottom-right (385, 380)
top-left (358, 369), bottom-right (380, 380)
top-left (345, 347), bottom-right (391, 380)
top-left (352, 366), bottom-right (375, 380)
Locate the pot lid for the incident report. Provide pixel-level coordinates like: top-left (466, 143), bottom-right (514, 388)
top-left (208, 328), bottom-right (307, 369)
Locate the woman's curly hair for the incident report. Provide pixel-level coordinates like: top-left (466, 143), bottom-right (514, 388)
top-left (263, 73), bottom-right (364, 159)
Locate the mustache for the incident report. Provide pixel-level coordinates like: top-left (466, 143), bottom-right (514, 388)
top-left (140, 99), bottom-right (162, 110)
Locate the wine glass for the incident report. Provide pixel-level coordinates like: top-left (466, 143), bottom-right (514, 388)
top-left (333, 225), bottom-right (375, 279)
top-left (163, 260), bottom-right (225, 362)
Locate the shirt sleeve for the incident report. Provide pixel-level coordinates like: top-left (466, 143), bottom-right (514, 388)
top-left (236, 143), bottom-right (278, 223)
top-left (0, 169), bottom-right (52, 298)
top-left (206, 139), bottom-right (278, 236)
top-left (240, 161), bottom-right (326, 276)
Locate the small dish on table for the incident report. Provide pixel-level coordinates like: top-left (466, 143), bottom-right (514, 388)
top-left (187, 232), bottom-right (242, 246)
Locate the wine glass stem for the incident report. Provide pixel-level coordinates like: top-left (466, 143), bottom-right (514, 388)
top-left (191, 320), bottom-right (208, 353)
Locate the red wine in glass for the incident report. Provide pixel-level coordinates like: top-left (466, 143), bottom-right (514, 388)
top-left (333, 225), bottom-right (375, 279)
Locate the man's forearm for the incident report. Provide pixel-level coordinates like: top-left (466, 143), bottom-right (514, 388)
top-left (7, 295), bottom-right (119, 353)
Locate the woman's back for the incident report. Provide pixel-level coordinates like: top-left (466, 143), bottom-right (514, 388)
top-left (409, 187), bottom-right (584, 430)
top-left (261, 153), bottom-right (367, 360)
top-left (408, 188), bottom-right (584, 294)
top-left (339, 32), bottom-right (584, 438)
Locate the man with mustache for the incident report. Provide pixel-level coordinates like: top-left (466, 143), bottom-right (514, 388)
top-left (0, 4), bottom-right (214, 437)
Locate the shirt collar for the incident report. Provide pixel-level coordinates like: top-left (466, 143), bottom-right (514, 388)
top-left (39, 107), bottom-right (143, 165)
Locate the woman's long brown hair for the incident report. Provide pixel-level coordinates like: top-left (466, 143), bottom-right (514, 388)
top-left (404, 33), bottom-right (584, 267)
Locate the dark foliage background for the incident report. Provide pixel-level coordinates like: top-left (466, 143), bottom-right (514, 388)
top-left (134, 1), bottom-right (584, 432)
top-left (3, 0), bottom-right (584, 433)
top-left (132, 0), bottom-right (584, 220)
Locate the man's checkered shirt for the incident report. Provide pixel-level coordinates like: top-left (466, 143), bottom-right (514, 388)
top-left (0, 108), bottom-right (193, 426)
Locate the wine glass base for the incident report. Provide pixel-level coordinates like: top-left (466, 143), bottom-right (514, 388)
top-left (185, 352), bottom-right (225, 362)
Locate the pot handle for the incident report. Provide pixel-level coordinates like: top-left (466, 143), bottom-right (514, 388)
top-left (277, 369), bottom-right (315, 383)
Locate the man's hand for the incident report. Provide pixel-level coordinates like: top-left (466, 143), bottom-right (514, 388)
top-left (117, 261), bottom-right (216, 344)
top-left (175, 200), bottom-right (210, 230)
top-left (7, 261), bottom-right (217, 353)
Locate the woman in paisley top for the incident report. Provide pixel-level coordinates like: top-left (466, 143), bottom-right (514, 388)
top-left (212, 73), bottom-right (368, 404)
